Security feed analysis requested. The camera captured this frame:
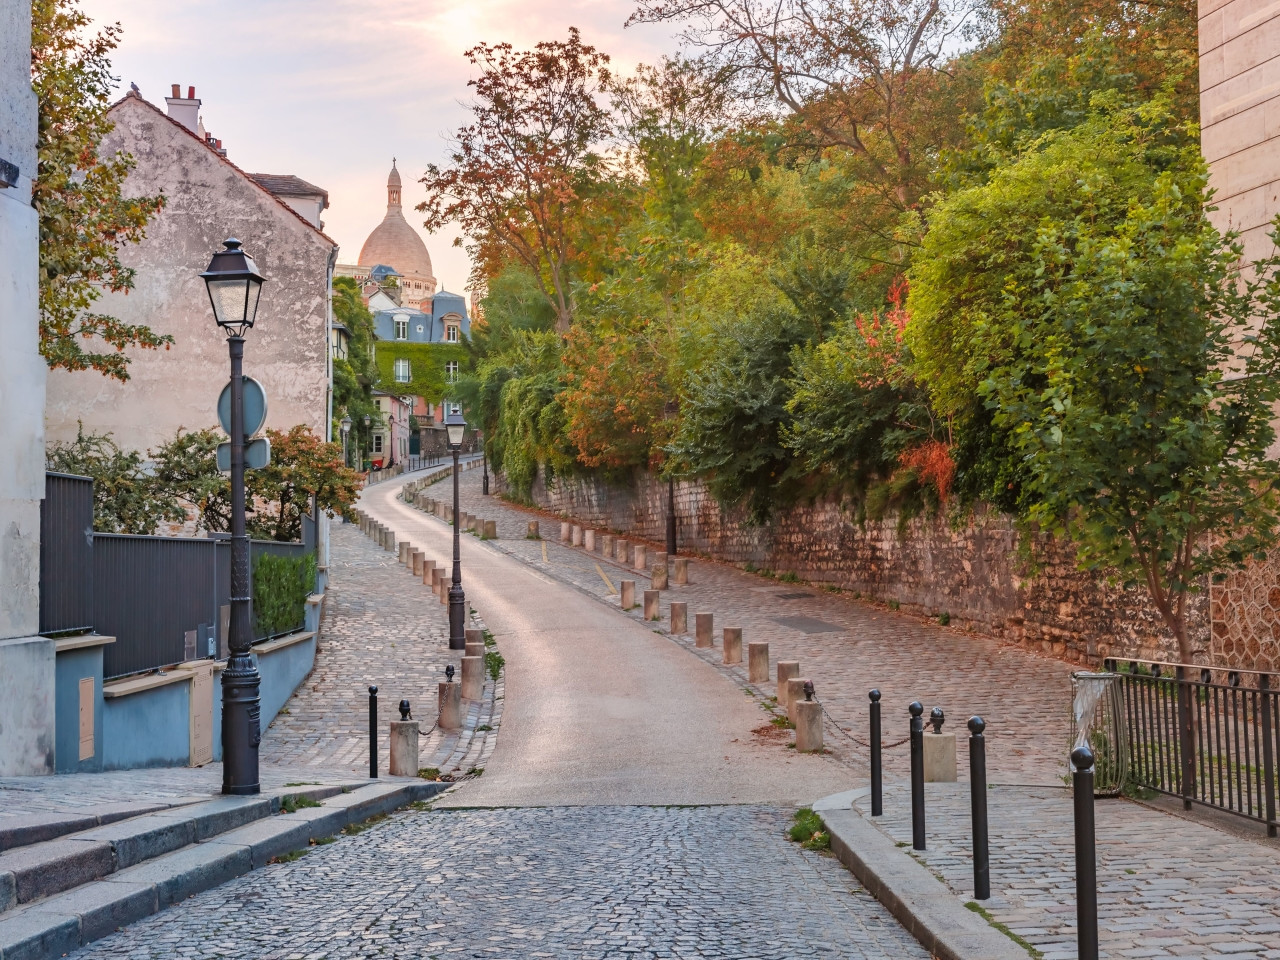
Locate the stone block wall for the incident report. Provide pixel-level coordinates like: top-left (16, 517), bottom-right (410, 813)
top-left (517, 468), bottom-right (1209, 666)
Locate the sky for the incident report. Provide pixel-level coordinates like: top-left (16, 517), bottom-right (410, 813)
top-left (80, 0), bottom-right (681, 296)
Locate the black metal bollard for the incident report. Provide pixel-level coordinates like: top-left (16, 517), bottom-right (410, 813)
top-left (368, 685), bottom-right (379, 779)
top-left (1072, 745), bottom-right (1099, 960)
top-left (968, 716), bottom-right (990, 900)
top-left (909, 700), bottom-right (925, 850)
top-left (869, 689), bottom-right (883, 817)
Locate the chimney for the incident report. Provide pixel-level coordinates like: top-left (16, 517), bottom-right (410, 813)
top-left (164, 83), bottom-right (201, 134)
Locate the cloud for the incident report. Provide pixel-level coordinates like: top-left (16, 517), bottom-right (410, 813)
top-left (82, 0), bottom-right (679, 292)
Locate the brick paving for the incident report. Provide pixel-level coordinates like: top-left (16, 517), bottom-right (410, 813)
top-left (410, 467), bottom-right (1073, 783)
top-left (70, 805), bottom-right (929, 960)
top-left (863, 783), bottom-right (1280, 959)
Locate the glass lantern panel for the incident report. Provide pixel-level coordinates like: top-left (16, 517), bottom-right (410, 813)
top-left (207, 278), bottom-right (249, 327)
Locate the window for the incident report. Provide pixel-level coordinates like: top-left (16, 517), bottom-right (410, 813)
top-left (449, 403), bottom-right (461, 416)
top-left (373, 434), bottom-right (383, 453)
top-left (445, 360), bottom-right (459, 383)
top-left (394, 358), bottom-right (411, 383)
top-left (394, 316), bottom-right (408, 340)
top-left (446, 324), bottom-right (459, 343)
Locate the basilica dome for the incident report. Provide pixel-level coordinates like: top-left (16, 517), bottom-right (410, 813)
top-left (358, 160), bottom-right (435, 282)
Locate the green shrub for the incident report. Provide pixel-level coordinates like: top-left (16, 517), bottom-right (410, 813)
top-left (253, 552), bottom-right (317, 638)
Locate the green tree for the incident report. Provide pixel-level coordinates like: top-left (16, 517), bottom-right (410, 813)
top-left (31, 0), bottom-right (170, 380)
top-left (149, 427), bottom-right (230, 532)
top-left (331, 277), bottom-right (380, 463)
top-left (46, 425), bottom-right (184, 533)
top-left (246, 426), bottom-right (364, 542)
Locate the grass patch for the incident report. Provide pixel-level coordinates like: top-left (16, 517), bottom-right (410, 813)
top-left (937, 612), bottom-right (950, 626)
top-left (342, 813), bottom-right (389, 836)
top-left (770, 715), bottom-right (794, 730)
top-left (888, 599), bottom-right (900, 611)
top-left (744, 561), bottom-right (757, 573)
top-left (787, 808), bottom-right (831, 850)
top-left (408, 800), bottom-right (434, 812)
top-left (477, 724), bottom-right (492, 732)
top-left (965, 902), bottom-right (1043, 959)
top-left (779, 571), bottom-right (799, 583)
top-left (284, 781), bottom-right (319, 787)
top-left (279, 794), bottom-right (321, 814)
top-left (485, 649), bottom-right (505, 682)
top-left (483, 630), bottom-right (496, 648)
top-left (269, 848), bottom-right (308, 863)
top-left (312, 836), bottom-right (337, 845)
top-left (466, 766), bottom-right (484, 777)
top-left (419, 767), bottom-right (442, 781)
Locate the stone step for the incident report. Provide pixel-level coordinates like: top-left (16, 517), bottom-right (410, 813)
top-left (0, 779), bottom-right (447, 960)
top-left (0, 803), bottom-right (178, 855)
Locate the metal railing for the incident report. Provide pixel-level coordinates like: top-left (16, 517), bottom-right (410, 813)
top-left (1107, 658), bottom-right (1280, 836)
top-left (39, 473), bottom-right (95, 635)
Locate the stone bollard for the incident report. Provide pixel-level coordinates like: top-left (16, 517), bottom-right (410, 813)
top-left (422, 559), bottom-right (437, 585)
top-left (616, 540), bottom-right (631, 564)
top-left (777, 661), bottom-right (800, 709)
top-left (438, 681), bottom-right (462, 730)
top-left (584, 529), bottom-right (595, 551)
top-left (412, 550), bottom-right (424, 577)
top-left (385, 531), bottom-right (397, 552)
top-left (483, 520), bottom-right (497, 540)
top-left (695, 612), bottom-right (714, 648)
top-left (601, 534), bottom-right (614, 557)
top-left (653, 552), bottom-right (668, 570)
top-left (786, 677), bottom-right (810, 725)
top-left (924, 710), bottom-right (958, 782)
top-left (748, 642), bottom-right (770, 683)
top-left (465, 640), bottom-right (486, 660)
top-left (652, 564), bottom-right (669, 590)
top-left (560, 521), bottom-right (571, 543)
top-left (572, 524), bottom-right (583, 547)
top-left (528, 520), bottom-right (540, 539)
top-left (795, 700), bottom-right (823, 753)
top-left (673, 558), bottom-right (689, 585)
top-left (401, 541), bottom-right (412, 564)
top-left (461, 656), bottom-right (484, 700)
top-left (723, 627), bottom-right (743, 665)
top-left (620, 580), bottom-right (636, 610)
top-left (644, 589), bottom-right (660, 620)
top-left (670, 601), bottom-right (688, 634)
top-left (389, 715), bottom-right (420, 776)
top-left (465, 627), bottom-right (484, 647)
top-left (634, 544), bottom-right (648, 571)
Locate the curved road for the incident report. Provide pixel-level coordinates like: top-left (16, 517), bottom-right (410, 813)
top-left (70, 472), bottom-right (927, 959)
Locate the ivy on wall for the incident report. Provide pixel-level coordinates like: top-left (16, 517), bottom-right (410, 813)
top-left (373, 341), bottom-right (469, 403)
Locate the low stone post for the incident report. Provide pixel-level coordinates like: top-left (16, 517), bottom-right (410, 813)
top-left (483, 520), bottom-right (497, 540)
top-left (528, 520), bottom-right (540, 539)
top-left (601, 534), bottom-right (614, 557)
top-left (748, 642), bottom-right (770, 683)
top-left (584, 529), bottom-right (596, 551)
top-left (786, 677), bottom-right (810, 725)
top-left (923, 708), bottom-right (958, 782)
top-left (461, 656), bottom-right (484, 700)
top-left (410, 550), bottom-right (423, 577)
top-left (652, 564), bottom-right (669, 590)
top-left (445, 506), bottom-right (454, 524)
top-left (670, 602), bottom-right (688, 634)
top-left (634, 544), bottom-right (648, 571)
top-left (653, 551), bottom-right (668, 569)
top-left (400, 541), bottom-right (411, 564)
top-left (422, 559), bottom-right (437, 585)
top-left (695, 612), bottom-right (714, 648)
top-left (620, 579), bottom-right (637, 610)
top-left (777, 661), bottom-right (800, 709)
top-left (723, 627), bottom-right (743, 665)
top-left (795, 700), bottom-right (823, 753)
top-left (389, 713), bottom-right (420, 776)
top-left (438, 681), bottom-right (462, 730)
top-left (465, 640), bottom-right (486, 660)
top-left (673, 558), bottom-right (689, 585)
top-left (616, 540), bottom-right (631, 564)
top-left (560, 521), bottom-right (572, 542)
top-left (385, 531), bottom-right (396, 552)
top-left (644, 589), bottom-right (660, 620)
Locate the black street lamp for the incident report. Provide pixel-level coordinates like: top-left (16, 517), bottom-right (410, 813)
top-left (201, 238), bottom-right (266, 796)
top-left (340, 414), bottom-right (352, 469)
top-left (482, 436), bottom-right (489, 495)
top-left (362, 413), bottom-right (371, 471)
top-left (446, 408), bottom-right (467, 650)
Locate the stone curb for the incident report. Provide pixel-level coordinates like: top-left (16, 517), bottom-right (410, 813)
top-left (0, 780), bottom-right (451, 960)
top-left (814, 788), bottom-right (1030, 960)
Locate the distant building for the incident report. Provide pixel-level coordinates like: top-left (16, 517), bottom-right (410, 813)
top-left (369, 391), bottom-right (412, 469)
top-left (336, 161), bottom-right (436, 310)
top-left (44, 84), bottom-right (338, 458)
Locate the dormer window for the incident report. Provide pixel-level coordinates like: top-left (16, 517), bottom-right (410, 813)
top-left (446, 324), bottom-right (459, 343)
top-left (394, 316), bottom-right (408, 340)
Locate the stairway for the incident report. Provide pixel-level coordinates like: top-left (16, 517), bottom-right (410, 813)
top-left (0, 778), bottom-right (448, 960)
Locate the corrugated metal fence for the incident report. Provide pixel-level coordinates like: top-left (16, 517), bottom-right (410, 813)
top-left (39, 472), bottom-right (314, 680)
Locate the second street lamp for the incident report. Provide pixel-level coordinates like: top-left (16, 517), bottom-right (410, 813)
top-left (446, 408), bottom-right (467, 650)
top-left (340, 414), bottom-right (352, 469)
top-left (201, 238), bottom-right (266, 797)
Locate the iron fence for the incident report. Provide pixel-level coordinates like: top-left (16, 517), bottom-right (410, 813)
top-left (1107, 658), bottom-right (1280, 836)
top-left (40, 471), bottom-right (315, 680)
top-left (39, 473), bottom-right (94, 635)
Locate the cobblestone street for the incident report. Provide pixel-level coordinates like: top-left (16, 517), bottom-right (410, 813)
top-left (71, 805), bottom-right (928, 960)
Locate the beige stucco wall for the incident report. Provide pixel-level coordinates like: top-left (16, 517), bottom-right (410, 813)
top-left (1200, 0), bottom-right (1280, 264)
top-left (45, 94), bottom-right (336, 456)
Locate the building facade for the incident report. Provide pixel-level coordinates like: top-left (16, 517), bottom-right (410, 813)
top-left (44, 87), bottom-right (338, 457)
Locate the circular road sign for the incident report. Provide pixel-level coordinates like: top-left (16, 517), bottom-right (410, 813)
top-left (217, 376), bottom-right (268, 438)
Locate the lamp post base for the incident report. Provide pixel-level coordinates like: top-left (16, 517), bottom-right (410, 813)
top-left (221, 653), bottom-right (262, 795)
top-left (448, 584), bottom-right (467, 650)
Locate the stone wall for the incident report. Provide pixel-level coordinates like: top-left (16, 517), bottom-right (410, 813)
top-left (516, 468), bottom-right (1209, 666)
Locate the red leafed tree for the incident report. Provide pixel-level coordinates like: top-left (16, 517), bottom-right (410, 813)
top-left (418, 28), bottom-right (611, 334)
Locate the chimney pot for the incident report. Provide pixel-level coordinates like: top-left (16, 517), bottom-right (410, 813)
top-left (188, 86), bottom-right (195, 99)
top-left (171, 84), bottom-right (180, 98)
